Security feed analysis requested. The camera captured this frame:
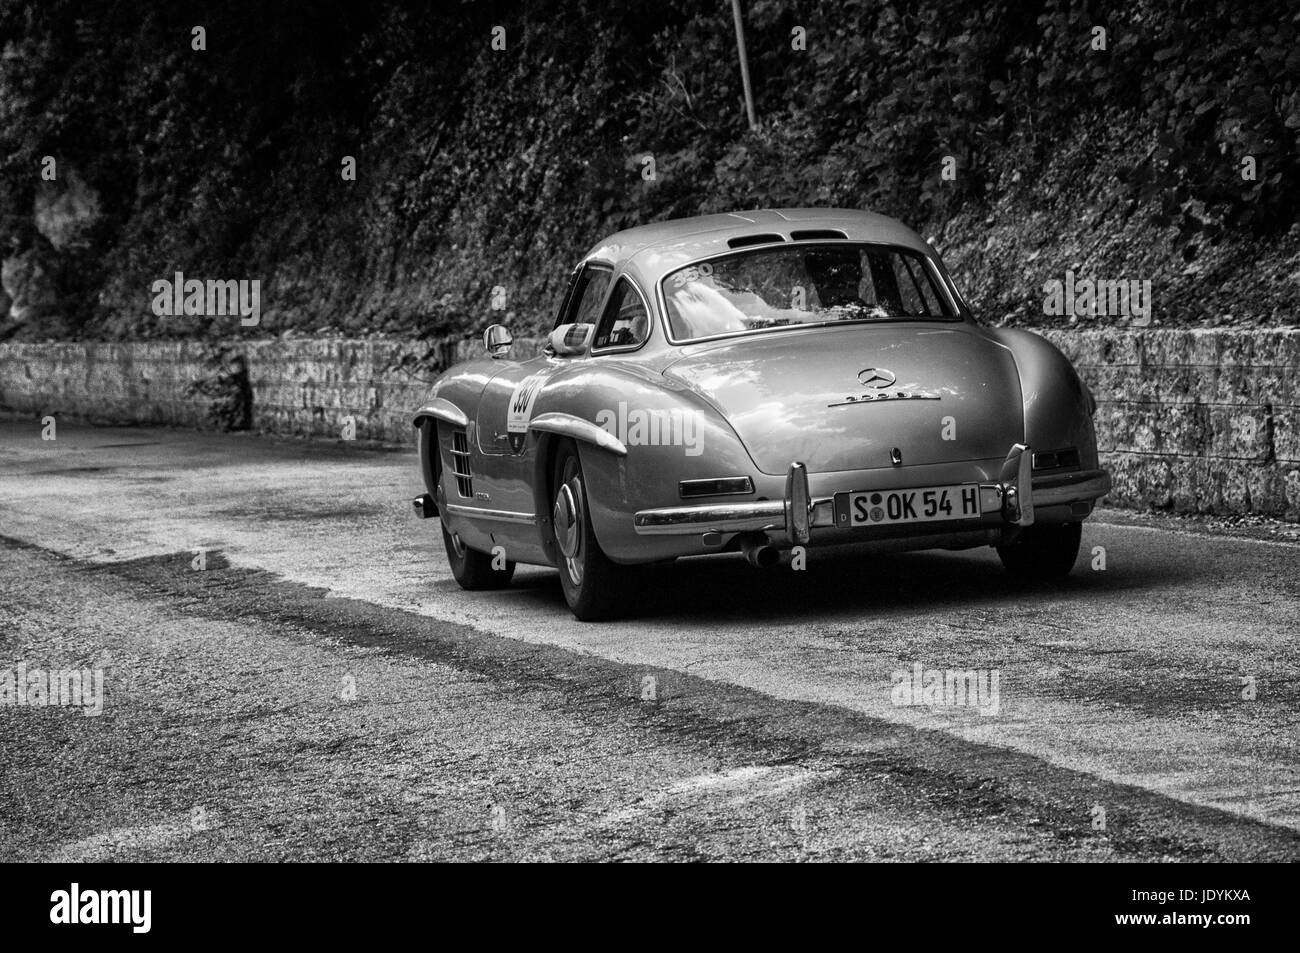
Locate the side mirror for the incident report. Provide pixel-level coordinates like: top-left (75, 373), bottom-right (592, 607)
top-left (548, 322), bottom-right (594, 356)
top-left (483, 324), bottom-right (513, 359)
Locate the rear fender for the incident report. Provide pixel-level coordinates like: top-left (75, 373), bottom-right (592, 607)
top-left (987, 328), bottom-right (1100, 470)
top-left (526, 367), bottom-right (756, 563)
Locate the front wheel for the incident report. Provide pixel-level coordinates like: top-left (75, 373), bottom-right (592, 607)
top-left (422, 419), bottom-right (516, 590)
top-left (551, 441), bottom-right (637, 621)
top-left (996, 521), bottom-right (1082, 581)
top-left (442, 523), bottom-right (516, 590)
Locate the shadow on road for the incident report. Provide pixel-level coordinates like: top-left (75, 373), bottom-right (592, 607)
top-left (501, 538), bottom-right (1171, 624)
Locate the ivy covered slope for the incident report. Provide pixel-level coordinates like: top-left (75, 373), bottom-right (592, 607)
top-left (0, 0), bottom-right (1296, 342)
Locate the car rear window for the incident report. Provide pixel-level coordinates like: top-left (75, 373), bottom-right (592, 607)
top-left (662, 243), bottom-right (958, 343)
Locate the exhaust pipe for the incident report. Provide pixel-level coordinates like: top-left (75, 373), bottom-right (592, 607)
top-left (740, 534), bottom-right (780, 569)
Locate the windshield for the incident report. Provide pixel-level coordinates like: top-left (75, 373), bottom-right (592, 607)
top-left (662, 243), bottom-right (959, 342)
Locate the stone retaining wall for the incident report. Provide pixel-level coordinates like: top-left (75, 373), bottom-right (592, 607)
top-left (1041, 330), bottom-right (1299, 520)
top-left (3, 329), bottom-right (1297, 520)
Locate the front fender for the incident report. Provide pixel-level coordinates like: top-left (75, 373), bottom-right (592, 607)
top-left (411, 396), bottom-right (468, 429)
top-left (411, 358), bottom-right (498, 432)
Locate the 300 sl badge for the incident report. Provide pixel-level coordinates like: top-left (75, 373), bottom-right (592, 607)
top-left (828, 390), bottom-right (940, 406)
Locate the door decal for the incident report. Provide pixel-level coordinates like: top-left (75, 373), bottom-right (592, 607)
top-left (505, 370), bottom-right (552, 452)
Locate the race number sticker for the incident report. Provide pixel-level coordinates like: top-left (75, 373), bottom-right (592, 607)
top-left (506, 373), bottom-right (547, 434)
top-left (670, 261), bottom-right (714, 289)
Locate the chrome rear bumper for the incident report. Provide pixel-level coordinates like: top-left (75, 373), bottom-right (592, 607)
top-left (632, 446), bottom-right (1111, 543)
top-left (1031, 469), bottom-right (1112, 508)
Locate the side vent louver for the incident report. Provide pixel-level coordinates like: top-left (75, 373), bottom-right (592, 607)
top-left (449, 430), bottom-right (473, 498)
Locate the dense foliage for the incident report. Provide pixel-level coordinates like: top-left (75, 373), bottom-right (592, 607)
top-left (1, 0), bottom-right (1296, 341)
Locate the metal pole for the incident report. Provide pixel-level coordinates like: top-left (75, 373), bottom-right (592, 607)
top-left (730, 0), bottom-right (758, 130)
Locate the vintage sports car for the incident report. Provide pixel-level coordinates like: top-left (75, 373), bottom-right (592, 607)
top-left (412, 209), bottom-right (1112, 620)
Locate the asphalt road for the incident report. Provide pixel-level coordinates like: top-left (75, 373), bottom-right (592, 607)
top-left (1, 418), bottom-right (1297, 861)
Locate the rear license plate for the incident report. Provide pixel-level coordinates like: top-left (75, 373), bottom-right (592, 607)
top-left (834, 484), bottom-right (982, 528)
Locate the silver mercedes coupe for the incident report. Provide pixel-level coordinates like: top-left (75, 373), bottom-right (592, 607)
top-left (412, 209), bottom-right (1112, 620)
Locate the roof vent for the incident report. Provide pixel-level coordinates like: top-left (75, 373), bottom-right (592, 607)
top-left (789, 229), bottom-right (848, 241)
top-left (727, 233), bottom-right (785, 249)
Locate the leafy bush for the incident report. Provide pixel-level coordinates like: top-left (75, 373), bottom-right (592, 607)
top-left (0, 0), bottom-right (1296, 340)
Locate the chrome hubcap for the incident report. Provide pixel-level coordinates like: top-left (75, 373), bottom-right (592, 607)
top-left (553, 484), bottom-right (580, 559)
top-left (552, 472), bottom-right (584, 585)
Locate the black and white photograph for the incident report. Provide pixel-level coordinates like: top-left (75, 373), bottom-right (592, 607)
top-left (0, 0), bottom-right (1295, 919)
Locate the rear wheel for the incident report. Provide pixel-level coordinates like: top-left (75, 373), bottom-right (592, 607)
top-left (996, 521), bottom-right (1082, 581)
top-left (421, 419), bottom-right (516, 590)
top-left (551, 440), bottom-right (636, 621)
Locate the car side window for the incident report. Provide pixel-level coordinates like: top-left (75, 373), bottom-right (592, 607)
top-left (891, 254), bottom-right (944, 315)
top-left (556, 265), bottom-right (613, 329)
top-left (592, 276), bottom-right (650, 350)
top-left (862, 249), bottom-right (944, 317)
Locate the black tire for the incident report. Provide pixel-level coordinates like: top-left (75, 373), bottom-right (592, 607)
top-left (421, 419), bottom-right (516, 591)
top-left (996, 521), bottom-right (1082, 581)
top-left (550, 440), bottom-right (637, 621)
top-left (441, 523), bottom-right (516, 590)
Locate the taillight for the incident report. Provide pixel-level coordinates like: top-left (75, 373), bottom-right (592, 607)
top-left (679, 477), bottom-right (754, 498)
top-left (1031, 448), bottom-right (1081, 471)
